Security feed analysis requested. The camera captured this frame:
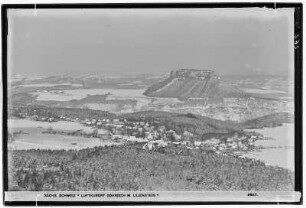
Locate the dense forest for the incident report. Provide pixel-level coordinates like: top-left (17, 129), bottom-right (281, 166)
top-left (8, 144), bottom-right (294, 191)
top-left (242, 112), bottom-right (294, 129)
top-left (121, 111), bottom-right (242, 135)
top-left (8, 93), bottom-right (37, 106)
top-left (121, 111), bottom-right (294, 135)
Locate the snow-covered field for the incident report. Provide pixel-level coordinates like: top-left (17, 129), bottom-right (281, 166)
top-left (243, 123), bottom-right (295, 171)
top-left (8, 133), bottom-right (118, 150)
top-left (31, 88), bottom-right (183, 113)
top-left (20, 83), bottom-right (82, 88)
top-left (83, 103), bottom-right (118, 112)
top-left (8, 119), bottom-right (97, 134)
top-left (8, 75), bottom-right (47, 82)
top-left (8, 119), bottom-right (112, 150)
top-left (242, 88), bottom-right (287, 94)
top-left (33, 88), bottom-right (147, 101)
top-left (246, 124), bottom-right (294, 147)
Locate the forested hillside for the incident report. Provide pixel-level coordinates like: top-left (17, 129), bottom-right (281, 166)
top-left (8, 144), bottom-right (294, 191)
top-left (242, 112), bottom-right (294, 129)
top-left (9, 105), bottom-right (115, 120)
top-left (121, 111), bottom-right (241, 135)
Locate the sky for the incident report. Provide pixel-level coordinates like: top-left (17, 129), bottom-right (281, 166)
top-left (8, 8), bottom-right (294, 76)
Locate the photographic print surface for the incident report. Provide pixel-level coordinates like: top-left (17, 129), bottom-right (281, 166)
top-left (3, 4), bottom-right (301, 204)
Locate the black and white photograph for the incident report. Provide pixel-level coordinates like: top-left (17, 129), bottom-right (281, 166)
top-left (2, 2), bottom-right (302, 205)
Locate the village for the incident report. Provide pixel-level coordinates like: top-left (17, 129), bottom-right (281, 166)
top-left (13, 108), bottom-right (264, 156)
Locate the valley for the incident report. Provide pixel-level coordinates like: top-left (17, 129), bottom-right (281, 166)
top-left (7, 71), bottom-right (296, 191)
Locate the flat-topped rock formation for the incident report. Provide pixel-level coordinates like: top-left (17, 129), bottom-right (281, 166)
top-left (144, 69), bottom-right (245, 101)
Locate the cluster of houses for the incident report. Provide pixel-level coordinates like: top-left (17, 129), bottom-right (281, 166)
top-left (55, 116), bottom-right (262, 153)
top-left (199, 133), bottom-right (262, 154)
top-left (80, 118), bottom-right (193, 148)
top-left (16, 109), bottom-right (262, 154)
top-left (26, 112), bottom-right (193, 148)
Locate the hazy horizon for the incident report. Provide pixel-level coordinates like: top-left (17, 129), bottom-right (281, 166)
top-left (8, 8), bottom-right (294, 77)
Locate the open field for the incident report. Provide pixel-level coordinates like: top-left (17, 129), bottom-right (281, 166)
top-left (8, 133), bottom-right (118, 150)
top-left (20, 83), bottom-right (83, 88)
top-left (31, 88), bottom-right (183, 113)
top-left (8, 120), bottom-right (115, 150)
top-left (242, 88), bottom-right (287, 94)
top-left (8, 119), bottom-right (114, 150)
top-left (33, 88), bottom-right (147, 101)
top-left (8, 119), bottom-right (98, 134)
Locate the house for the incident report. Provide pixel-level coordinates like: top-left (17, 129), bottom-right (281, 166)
top-left (174, 133), bottom-right (182, 141)
top-left (218, 143), bottom-right (226, 150)
top-left (227, 137), bottom-right (234, 143)
top-left (172, 142), bottom-right (182, 147)
top-left (145, 132), bottom-right (154, 140)
top-left (143, 142), bottom-right (155, 150)
top-left (126, 136), bottom-right (137, 142)
top-left (194, 141), bottom-right (202, 146)
top-left (136, 137), bottom-right (149, 143)
top-left (182, 141), bottom-right (191, 145)
top-left (159, 126), bottom-right (166, 132)
top-left (249, 140), bottom-right (254, 146)
top-left (48, 117), bottom-right (55, 122)
top-left (183, 130), bottom-right (194, 138)
top-left (97, 129), bottom-right (108, 136)
top-left (112, 134), bottom-right (123, 140)
top-left (149, 140), bottom-right (168, 147)
top-left (203, 138), bottom-right (220, 146)
top-left (228, 142), bottom-right (238, 149)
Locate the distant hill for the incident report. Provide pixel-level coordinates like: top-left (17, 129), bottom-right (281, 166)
top-left (121, 111), bottom-right (294, 137)
top-left (28, 75), bottom-right (79, 84)
top-left (121, 111), bottom-right (242, 136)
top-left (144, 69), bottom-right (246, 101)
top-left (10, 105), bottom-right (116, 120)
top-left (9, 92), bottom-right (37, 106)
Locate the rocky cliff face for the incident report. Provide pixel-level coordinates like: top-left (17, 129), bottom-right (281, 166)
top-left (144, 69), bottom-right (245, 100)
